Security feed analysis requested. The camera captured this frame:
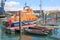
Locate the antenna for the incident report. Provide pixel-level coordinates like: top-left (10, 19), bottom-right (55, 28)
top-left (24, 2), bottom-right (27, 9)
top-left (24, 2), bottom-right (30, 10)
top-left (25, 2), bottom-right (27, 7)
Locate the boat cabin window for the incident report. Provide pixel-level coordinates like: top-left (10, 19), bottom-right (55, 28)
top-left (11, 22), bottom-right (25, 27)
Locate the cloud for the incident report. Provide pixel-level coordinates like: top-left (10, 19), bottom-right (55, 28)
top-left (4, 1), bottom-right (60, 11)
top-left (4, 1), bottom-right (20, 11)
top-left (42, 6), bottom-right (60, 11)
top-left (32, 6), bottom-right (60, 11)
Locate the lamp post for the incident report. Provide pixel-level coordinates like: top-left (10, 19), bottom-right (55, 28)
top-left (19, 2), bottom-right (28, 40)
top-left (19, 11), bottom-right (22, 40)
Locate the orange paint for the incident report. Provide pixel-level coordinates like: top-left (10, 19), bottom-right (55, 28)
top-left (9, 8), bottom-right (38, 22)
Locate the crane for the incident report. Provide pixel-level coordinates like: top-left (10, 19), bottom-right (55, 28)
top-left (0, 0), bottom-right (6, 18)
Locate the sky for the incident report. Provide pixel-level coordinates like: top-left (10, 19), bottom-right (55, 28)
top-left (4, 0), bottom-right (60, 11)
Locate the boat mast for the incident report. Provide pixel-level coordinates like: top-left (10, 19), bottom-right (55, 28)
top-left (39, 0), bottom-right (42, 15)
top-left (39, 0), bottom-right (46, 25)
top-left (39, 0), bottom-right (43, 25)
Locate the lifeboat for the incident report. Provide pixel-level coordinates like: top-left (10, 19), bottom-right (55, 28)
top-left (5, 6), bottom-right (39, 33)
top-left (6, 6), bottom-right (38, 27)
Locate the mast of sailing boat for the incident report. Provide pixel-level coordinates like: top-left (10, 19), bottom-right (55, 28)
top-left (39, 0), bottom-right (44, 25)
top-left (39, 0), bottom-right (42, 16)
top-left (39, 0), bottom-right (46, 25)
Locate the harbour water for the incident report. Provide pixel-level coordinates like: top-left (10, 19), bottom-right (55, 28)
top-left (0, 19), bottom-right (60, 40)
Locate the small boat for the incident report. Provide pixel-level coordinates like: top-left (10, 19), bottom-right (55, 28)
top-left (24, 27), bottom-right (53, 35)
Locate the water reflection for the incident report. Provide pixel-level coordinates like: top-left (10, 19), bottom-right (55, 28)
top-left (1, 28), bottom-right (60, 40)
top-left (0, 19), bottom-right (60, 40)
